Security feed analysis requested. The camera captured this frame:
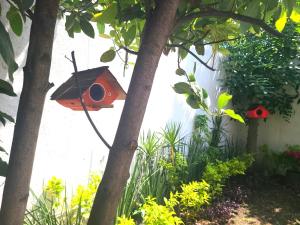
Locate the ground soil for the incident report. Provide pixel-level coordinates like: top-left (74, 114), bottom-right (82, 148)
top-left (197, 174), bottom-right (300, 225)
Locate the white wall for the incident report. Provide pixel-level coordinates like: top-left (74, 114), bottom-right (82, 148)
top-left (232, 102), bottom-right (300, 152)
top-left (0, 15), bottom-right (205, 199)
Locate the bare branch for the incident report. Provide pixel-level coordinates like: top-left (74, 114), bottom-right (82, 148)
top-left (175, 8), bottom-right (283, 37)
top-left (168, 44), bottom-right (215, 71)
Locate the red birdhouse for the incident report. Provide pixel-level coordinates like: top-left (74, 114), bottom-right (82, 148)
top-left (246, 105), bottom-right (269, 119)
top-left (51, 66), bottom-right (126, 111)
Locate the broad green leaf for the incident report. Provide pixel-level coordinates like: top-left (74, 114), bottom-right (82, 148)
top-left (98, 3), bottom-right (117, 24)
top-left (217, 92), bottom-right (232, 110)
top-left (22, 0), bottom-right (34, 11)
top-left (65, 14), bottom-right (76, 31)
top-left (100, 49), bottom-right (116, 62)
top-left (0, 158), bottom-right (8, 177)
top-left (223, 109), bottom-right (245, 123)
top-left (80, 18), bottom-right (95, 38)
top-left (179, 47), bottom-right (188, 60)
top-left (0, 79), bottom-right (17, 96)
top-left (6, 6), bottom-right (23, 36)
top-left (290, 10), bottom-right (300, 23)
top-left (73, 20), bottom-right (81, 33)
top-left (173, 82), bottom-right (193, 94)
top-left (123, 25), bottom-right (136, 46)
top-left (195, 45), bottom-right (204, 55)
top-left (175, 68), bottom-right (186, 76)
top-left (240, 0), bottom-right (260, 33)
top-left (266, 0), bottom-right (278, 11)
top-left (275, 11), bottom-right (287, 32)
top-left (186, 95), bottom-right (199, 109)
top-left (0, 111), bottom-right (14, 126)
top-left (0, 21), bottom-right (18, 81)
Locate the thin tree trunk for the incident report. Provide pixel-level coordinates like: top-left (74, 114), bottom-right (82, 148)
top-left (246, 119), bottom-right (259, 153)
top-left (87, 1), bottom-right (180, 224)
top-left (0, 1), bottom-right (59, 225)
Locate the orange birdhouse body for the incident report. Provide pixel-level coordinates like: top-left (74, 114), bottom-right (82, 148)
top-left (51, 66), bottom-right (126, 111)
top-left (246, 105), bottom-right (269, 119)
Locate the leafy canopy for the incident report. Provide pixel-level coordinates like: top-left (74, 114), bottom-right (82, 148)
top-left (222, 21), bottom-right (300, 120)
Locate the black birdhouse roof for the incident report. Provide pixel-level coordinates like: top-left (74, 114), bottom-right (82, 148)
top-left (51, 66), bottom-right (126, 100)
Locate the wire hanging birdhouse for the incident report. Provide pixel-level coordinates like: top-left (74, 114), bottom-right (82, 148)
top-left (246, 105), bottom-right (269, 119)
top-left (51, 66), bottom-right (126, 111)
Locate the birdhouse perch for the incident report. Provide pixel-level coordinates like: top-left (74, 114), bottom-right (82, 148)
top-left (51, 66), bottom-right (126, 111)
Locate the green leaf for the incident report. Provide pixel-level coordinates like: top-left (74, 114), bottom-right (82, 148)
top-left (175, 68), bottom-right (186, 76)
top-left (275, 10), bottom-right (287, 32)
top-left (98, 3), bottom-right (117, 24)
top-left (179, 47), bottom-right (188, 60)
top-left (217, 92), bottom-right (232, 110)
top-left (123, 25), bottom-right (136, 46)
top-left (188, 73), bottom-right (196, 82)
top-left (80, 18), bottom-right (95, 38)
top-left (100, 49), bottom-right (116, 62)
top-left (6, 6), bottom-right (23, 36)
top-left (0, 111), bottom-right (14, 126)
top-left (65, 14), bottom-right (76, 31)
top-left (223, 109), bottom-right (245, 123)
top-left (240, 0), bottom-right (260, 33)
top-left (290, 9), bottom-right (300, 23)
top-left (195, 45), bottom-right (204, 56)
top-left (186, 94), bottom-right (199, 109)
top-left (0, 79), bottom-right (16, 96)
top-left (0, 157), bottom-right (8, 177)
top-left (0, 21), bottom-right (18, 81)
top-left (203, 89), bottom-right (208, 99)
top-left (173, 82), bottom-right (193, 94)
top-left (0, 146), bottom-right (7, 154)
top-left (21, 0), bottom-right (34, 11)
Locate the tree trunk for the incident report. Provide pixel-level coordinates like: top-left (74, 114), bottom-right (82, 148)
top-left (0, 1), bottom-right (59, 225)
top-left (246, 119), bottom-right (259, 153)
top-left (87, 1), bottom-right (180, 224)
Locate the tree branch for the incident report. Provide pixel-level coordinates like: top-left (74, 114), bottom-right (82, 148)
top-left (175, 8), bottom-right (283, 37)
top-left (120, 46), bottom-right (139, 55)
top-left (70, 51), bottom-right (112, 150)
top-left (201, 37), bottom-right (240, 46)
top-left (167, 44), bottom-right (215, 71)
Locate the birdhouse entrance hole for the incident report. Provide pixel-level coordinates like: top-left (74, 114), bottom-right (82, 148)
top-left (51, 66), bottom-right (126, 111)
top-left (256, 109), bottom-right (263, 116)
top-left (90, 83), bottom-right (105, 102)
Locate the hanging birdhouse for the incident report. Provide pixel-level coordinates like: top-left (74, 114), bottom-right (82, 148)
top-left (246, 105), bottom-right (269, 119)
top-left (51, 66), bottom-right (126, 111)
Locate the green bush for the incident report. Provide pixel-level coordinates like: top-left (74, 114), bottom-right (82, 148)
top-left (140, 197), bottom-right (183, 225)
top-left (203, 155), bottom-right (254, 196)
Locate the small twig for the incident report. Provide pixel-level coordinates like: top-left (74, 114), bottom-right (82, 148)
top-left (201, 37), bottom-right (239, 46)
top-left (120, 46), bottom-right (139, 55)
top-left (175, 8), bottom-right (283, 37)
top-left (168, 44), bottom-right (215, 71)
top-left (70, 51), bottom-right (112, 150)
